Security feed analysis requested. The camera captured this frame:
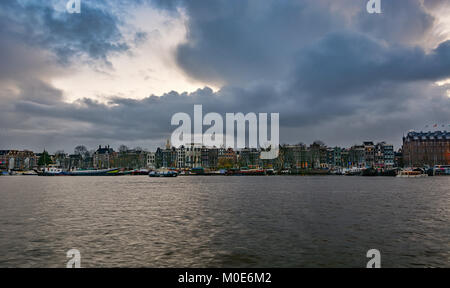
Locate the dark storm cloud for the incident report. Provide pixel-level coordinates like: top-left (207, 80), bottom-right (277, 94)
top-left (162, 0), bottom-right (444, 85)
top-left (174, 0), bottom-right (347, 86)
top-left (0, 0), bottom-right (449, 152)
top-left (293, 32), bottom-right (450, 96)
top-left (0, 0), bottom-right (129, 65)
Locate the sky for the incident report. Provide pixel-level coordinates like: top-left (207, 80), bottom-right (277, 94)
top-left (0, 0), bottom-right (449, 153)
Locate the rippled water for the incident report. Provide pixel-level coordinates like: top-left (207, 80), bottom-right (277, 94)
top-left (0, 176), bottom-right (448, 268)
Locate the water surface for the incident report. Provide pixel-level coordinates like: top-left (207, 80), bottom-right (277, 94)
top-left (0, 176), bottom-right (448, 267)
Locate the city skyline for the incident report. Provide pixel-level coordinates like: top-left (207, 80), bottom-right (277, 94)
top-left (2, 129), bottom-right (449, 155)
top-left (1, 127), bottom-right (449, 154)
top-left (1, 0), bottom-right (450, 152)
top-left (3, 130), bottom-right (449, 172)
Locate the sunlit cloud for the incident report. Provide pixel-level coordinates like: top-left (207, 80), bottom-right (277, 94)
top-left (51, 4), bottom-right (216, 103)
top-left (436, 78), bottom-right (450, 86)
top-left (422, 0), bottom-right (450, 49)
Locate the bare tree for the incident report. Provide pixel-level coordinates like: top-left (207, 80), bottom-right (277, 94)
top-left (74, 145), bottom-right (88, 158)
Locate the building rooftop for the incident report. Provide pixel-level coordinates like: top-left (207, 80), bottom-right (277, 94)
top-left (405, 130), bottom-right (450, 140)
top-left (95, 145), bottom-right (114, 154)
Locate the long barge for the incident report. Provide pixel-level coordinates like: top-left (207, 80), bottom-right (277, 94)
top-left (38, 167), bottom-right (121, 176)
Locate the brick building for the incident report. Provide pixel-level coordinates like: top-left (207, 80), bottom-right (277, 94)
top-left (402, 131), bottom-right (450, 167)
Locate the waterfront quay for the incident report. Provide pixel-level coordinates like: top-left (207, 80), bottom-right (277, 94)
top-left (1, 130), bottom-right (449, 176)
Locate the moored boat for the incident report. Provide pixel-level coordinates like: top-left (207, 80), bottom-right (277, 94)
top-left (66, 168), bottom-right (120, 176)
top-left (396, 170), bottom-right (428, 178)
top-left (148, 170), bottom-right (178, 177)
top-left (226, 169), bottom-right (266, 176)
top-left (344, 167), bottom-right (363, 176)
top-left (39, 166), bottom-right (65, 176)
top-left (38, 166), bottom-right (121, 176)
top-left (432, 165), bottom-right (450, 176)
top-left (161, 171), bottom-right (178, 177)
top-left (21, 170), bottom-right (38, 176)
top-left (149, 171), bottom-right (160, 177)
top-left (361, 168), bottom-right (378, 176)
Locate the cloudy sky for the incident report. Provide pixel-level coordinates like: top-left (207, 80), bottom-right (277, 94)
top-left (1, 0), bottom-right (449, 153)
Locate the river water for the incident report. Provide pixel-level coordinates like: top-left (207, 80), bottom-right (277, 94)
top-left (0, 175), bottom-right (448, 268)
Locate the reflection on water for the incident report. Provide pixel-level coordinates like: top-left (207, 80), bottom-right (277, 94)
top-left (0, 176), bottom-right (449, 267)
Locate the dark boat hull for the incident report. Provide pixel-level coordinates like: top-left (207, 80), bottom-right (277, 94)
top-left (149, 171), bottom-right (178, 177)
